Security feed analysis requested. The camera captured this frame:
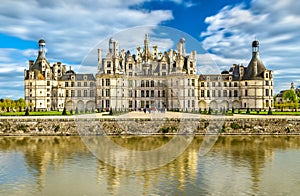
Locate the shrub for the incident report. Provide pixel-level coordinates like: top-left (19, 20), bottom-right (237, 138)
top-left (268, 107), bottom-right (272, 115)
top-left (62, 107), bottom-right (67, 115)
top-left (24, 108), bottom-right (30, 116)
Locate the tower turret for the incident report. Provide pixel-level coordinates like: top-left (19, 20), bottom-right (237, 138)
top-left (38, 39), bottom-right (46, 59)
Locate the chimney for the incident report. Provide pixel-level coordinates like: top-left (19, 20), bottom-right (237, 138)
top-left (98, 48), bottom-right (102, 72)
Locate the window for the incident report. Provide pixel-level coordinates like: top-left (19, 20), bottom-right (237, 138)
top-left (66, 90), bottom-right (69, 97)
top-left (162, 72), bottom-right (166, 76)
top-left (90, 82), bottom-right (94, 87)
top-left (107, 70), bottom-right (111, 74)
top-left (162, 64), bottom-right (166, 69)
top-left (162, 90), bottom-right (166, 97)
top-left (201, 90), bottom-right (204, 97)
top-left (234, 82), bottom-right (238, 87)
top-left (146, 80), bottom-right (150, 87)
top-left (106, 79), bottom-right (110, 86)
top-left (84, 82), bottom-right (87, 87)
top-left (141, 90), bottom-right (145, 97)
top-left (90, 90), bottom-right (94, 97)
top-left (105, 89), bottom-right (110, 97)
top-left (192, 79), bottom-right (195, 86)
top-left (151, 80), bottom-right (154, 87)
top-left (128, 63), bottom-right (132, 70)
top-left (266, 81), bottom-right (269, 86)
top-left (47, 81), bottom-right (50, 86)
top-left (129, 100), bottom-right (133, 108)
top-left (223, 90), bottom-right (227, 97)
top-left (190, 70), bottom-right (193, 74)
top-left (229, 82), bottom-right (232, 87)
top-left (107, 61), bottom-right (111, 68)
top-left (229, 91), bottom-right (232, 97)
top-left (151, 90), bottom-right (154, 97)
top-left (245, 82), bottom-right (248, 86)
top-left (141, 80), bottom-right (145, 87)
top-left (266, 73), bottom-right (269, 78)
top-left (190, 62), bottom-right (193, 68)
top-left (106, 100), bottom-right (110, 108)
top-left (266, 89), bottom-right (269, 96)
top-left (201, 82), bottom-right (204, 87)
top-left (158, 90), bottom-right (160, 97)
top-left (71, 90), bottom-right (75, 97)
top-left (65, 82), bottom-right (68, 87)
top-left (77, 82), bottom-right (81, 87)
top-left (128, 80), bottom-right (133, 87)
top-left (234, 90), bottom-right (238, 97)
top-left (129, 72), bottom-right (132, 76)
top-left (158, 80), bottom-right (161, 87)
top-left (129, 91), bottom-right (132, 97)
top-left (212, 82), bottom-right (215, 87)
top-left (192, 89), bottom-right (195, 96)
top-left (71, 82), bottom-right (74, 87)
top-left (212, 90), bottom-right (215, 97)
top-left (218, 82), bottom-right (221, 87)
top-left (218, 90), bottom-right (221, 97)
top-left (245, 90), bottom-right (248, 96)
top-left (84, 90), bottom-right (88, 97)
top-left (146, 90), bottom-right (149, 97)
top-left (78, 90), bottom-right (81, 97)
top-left (224, 82), bottom-right (227, 87)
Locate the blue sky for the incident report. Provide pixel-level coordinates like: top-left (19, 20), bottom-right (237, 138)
top-left (0, 0), bottom-right (300, 99)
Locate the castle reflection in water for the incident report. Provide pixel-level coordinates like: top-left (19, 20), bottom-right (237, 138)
top-left (1, 136), bottom-right (300, 195)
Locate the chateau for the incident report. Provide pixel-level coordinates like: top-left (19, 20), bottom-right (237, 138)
top-left (24, 35), bottom-right (274, 111)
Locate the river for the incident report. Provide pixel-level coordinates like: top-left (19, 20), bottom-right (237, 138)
top-left (0, 136), bottom-right (300, 195)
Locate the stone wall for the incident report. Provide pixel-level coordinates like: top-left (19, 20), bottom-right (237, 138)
top-left (0, 117), bottom-right (300, 136)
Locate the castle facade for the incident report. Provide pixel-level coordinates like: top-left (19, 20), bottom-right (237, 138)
top-left (24, 35), bottom-right (273, 112)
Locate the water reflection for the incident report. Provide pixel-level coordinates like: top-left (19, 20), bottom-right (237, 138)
top-left (0, 136), bottom-right (300, 195)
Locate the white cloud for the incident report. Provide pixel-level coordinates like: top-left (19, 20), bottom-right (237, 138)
top-left (200, 0), bottom-right (300, 93)
top-left (0, 0), bottom-right (173, 64)
top-left (0, 0), bottom-right (176, 99)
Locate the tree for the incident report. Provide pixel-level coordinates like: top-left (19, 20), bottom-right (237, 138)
top-left (283, 90), bottom-right (297, 103)
top-left (62, 107), bottom-right (67, 115)
top-left (25, 107), bottom-right (30, 116)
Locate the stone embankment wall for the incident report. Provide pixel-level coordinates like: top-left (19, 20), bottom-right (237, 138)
top-left (0, 117), bottom-right (300, 136)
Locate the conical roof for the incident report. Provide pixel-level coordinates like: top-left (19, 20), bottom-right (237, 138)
top-left (243, 52), bottom-right (266, 80)
top-left (243, 40), bottom-right (266, 80)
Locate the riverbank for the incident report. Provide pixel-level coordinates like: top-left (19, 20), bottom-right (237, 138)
top-left (1, 112), bottom-right (300, 136)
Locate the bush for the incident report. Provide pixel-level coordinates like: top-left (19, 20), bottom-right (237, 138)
top-left (62, 107), bottom-right (67, 115)
top-left (246, 108), bottom-right (250, 114)
top-left (268, 107), bottom-right (272, 115)
top-left (24, 108), bottom-right (30, 116)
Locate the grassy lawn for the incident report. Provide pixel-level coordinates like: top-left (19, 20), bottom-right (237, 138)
top-left (227, 110), bottom-right (300, 115)
top-left (0, 111), bottom-right (72, 116)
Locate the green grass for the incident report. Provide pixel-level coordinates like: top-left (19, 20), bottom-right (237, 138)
top-left (0, 111), bottom-right (73, 116)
